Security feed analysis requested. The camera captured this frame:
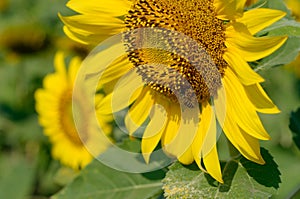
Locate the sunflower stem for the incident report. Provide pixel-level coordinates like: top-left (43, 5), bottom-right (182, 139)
top-left (226, 139), bottom-right (240, 160)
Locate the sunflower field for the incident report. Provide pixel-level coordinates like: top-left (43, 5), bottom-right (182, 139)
top-left (1, 0), bottom-right (300, 198)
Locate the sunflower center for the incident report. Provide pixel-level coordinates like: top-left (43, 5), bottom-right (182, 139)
top-left (59, 89), bottom-right (88, 146)
top-left (124, 0), bottom-right (228, 104)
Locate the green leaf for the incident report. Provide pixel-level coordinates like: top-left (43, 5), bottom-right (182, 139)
top-left (240, 148), bottom-right (281, 189)
top-left (289, 108), bottom-right (300, 149)
top-left (258, 19), bottom-right (300, 37)
top-left (52, 139), bottom-right (167, 199)
top-left (162, 161), bottom-right (276, 199)
top-left (52, 159), bottom-right (164, 199)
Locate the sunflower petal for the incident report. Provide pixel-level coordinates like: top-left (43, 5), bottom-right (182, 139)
top-left (99, 55), bottom-right (134, 85)
top-left (163, 105), bottom-right (199, 162)
top-left (60, 14), bottom-right (124, 45)
top-left (226, 30), bottom-right (288, 62)
top-left (54, 51), bottom-right (67, 78)
top-left (215, 79), bottom-right (265, 164)
top-left (125, 87), bottom-right (154, 135)
top-left (214, 0), bottom-right (246, 20)
top-left (68, 56), bottom-right (81, 84)
top-left (97, 70), bottom-right (144, 114)
top-left (142, 104), bottom-right (168, 163)
top-left (67, 0), bottom-right (131, 16)
top-left (237, 8), bottom-right (286, 35)
top-left (244, 83), bottom-right (280, 114)
top-left (178, 146), bottom-right (194, 165)
top-left (192, 103), bottom-right (212, 167)
top-left (223, 69), bottom-right (270, 140)
top-left (216, 106), bottom-right (264, 164)
top-left (161, 105), bottom-right (180, 149)
top-left (223, 50), bottom-right (264, 85)
top-left (198, 104), bottom-right (223, 183)
top-left (203, 145), bottom-right (223, 183)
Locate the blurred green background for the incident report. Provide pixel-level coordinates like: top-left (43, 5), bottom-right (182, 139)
top-left (0, 0), bottom-right (299, 198)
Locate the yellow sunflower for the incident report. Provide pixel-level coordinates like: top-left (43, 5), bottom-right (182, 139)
top-left (60, 0), bottom-right (287, 182)
top-left (35, 52), bottom-right (112, 170)
top-left (285, 0), bottom-right (300, 76)
top-left (285, 0), bottom-right (300, 20)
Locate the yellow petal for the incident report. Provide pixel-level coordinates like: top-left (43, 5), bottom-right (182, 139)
top-left (163, 105), bottom-right (199, 160)
top-left (244, 83), bottom-right (280, 114)
top-left (60, 14), bottom-right (125, 30)
top-left (217, 106), bottom-right (264, 164)
top-left (63, 26), bottom-right (93, 45)
top-left (203, 144), bottom-right (223, 183)
top-left (215, 79), bottom-right (265, 164)
top-left (54, 51), bottom-right (67, 78)
top-left (97, 70), bottom-right (144, 114)
top-left (223, 50), bottom-right (264, 85)
top-left (43, 74), bottom-right (67, 94)
top-left (141, 103), bottom-right (168, 163)
top-left (192, 103), bottom-right (212, 167)
top-left (178, 146), bottom-right (194, 165)
top-left (226, 30), bottom-right (288, 62)
top-left (67, 0), bottom-right (131, 16)
top-left (125, 87), bottom-right (154, 135)
top-left (161, 105), bottom-right (180, 149)
top-left (223, 68), bottom-right (270, 140)
top-left (99, 55), bottom-right (134, 85)
top-left (60, 14), bottom-right (124, 45)
top-left (198, 103), bottom-right (223, 183)
top-left (68, 56), bottom-right (81, 85)
top-left (214, 0), bottom-right (246, 20)
top-left (79, 41), bottom-right (130, 93)
top-left (237, 8), bottom-right (286, 35)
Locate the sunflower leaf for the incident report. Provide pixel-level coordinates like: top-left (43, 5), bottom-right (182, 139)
top-left (52, 159), bottom-right (165, 199)
top-left (240, 148), bottom-right (281, 189)
top-left (52, 139), bottom-right (166, 199)
top-left (162, 161), bottom-right (276, 198)
top-left (289, 108), bottom-right (300, 149)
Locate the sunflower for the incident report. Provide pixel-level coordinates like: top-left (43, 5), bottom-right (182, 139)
top-left (285, 0), bottom-right (300, 20)
top-left (35, 52), bottom-right (112, 170)
top-left (285, 0), bottom-right (300, 76)
top-left (60, 0), bottom-right (287, 182)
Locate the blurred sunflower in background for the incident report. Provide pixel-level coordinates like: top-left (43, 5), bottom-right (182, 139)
top-left (60, 0), bottom-right (287, 182)
top-left (35, 52), bottom-right (112, 170)
top-left (285, 0), bottom-right (300, 77)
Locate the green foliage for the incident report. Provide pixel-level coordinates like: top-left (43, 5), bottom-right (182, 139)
top-left (162, 161), bottom-right (276, 199)
top-left (252, 1), bottom-right (300, 71)
top-left (255, 20), bottom-right (300, 71)
top-left (52, 139), bottom-right (166, 199)
top-left (52, 159), bottom-right (164, 199)
top-left (0, 154), bottom-right (36, 199)
top-left (1, 0), bottom-right (300, 198)
top-left (289, 108), bottom-right (300, 149)
top-left (240, 148), bottom-right (281, 189)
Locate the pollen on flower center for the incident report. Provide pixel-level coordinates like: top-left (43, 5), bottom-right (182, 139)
top-left (124, 0), bottom-right (228, 104)
top-left (59, 89), bottom-right (88, 146)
